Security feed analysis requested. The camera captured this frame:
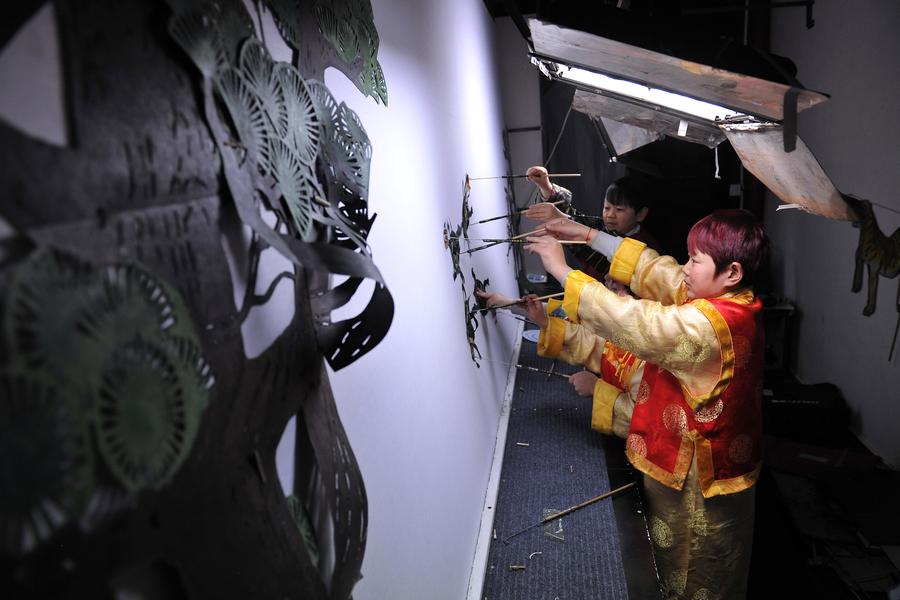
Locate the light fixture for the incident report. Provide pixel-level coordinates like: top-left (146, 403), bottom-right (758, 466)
top-left (548, 62), bottom-right (749, 124)
top-left (526, 18), bottom-right (854, 221)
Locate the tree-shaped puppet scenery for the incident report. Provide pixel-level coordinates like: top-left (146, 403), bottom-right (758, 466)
top-left (0, 0), bottom-right (393, 598)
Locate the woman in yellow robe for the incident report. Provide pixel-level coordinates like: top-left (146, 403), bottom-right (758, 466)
top-left (525, 209), bottom-right (769, 600)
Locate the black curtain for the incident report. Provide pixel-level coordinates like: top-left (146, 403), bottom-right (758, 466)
top-left (539, 79), bottom-right (742, 263)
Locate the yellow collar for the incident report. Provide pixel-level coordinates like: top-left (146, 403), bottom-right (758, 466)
top-left (715, 287), bottom-right (755, 305)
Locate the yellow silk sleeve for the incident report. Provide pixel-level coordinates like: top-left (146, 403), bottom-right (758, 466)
top-left (559, 322), bottom-right (607, 372)
top-left (591, 379), bottom-right (622, 434)
top-left (537, 317), bottom-right (566, 358)
top-left (605, 239), bottom-right (688, 306)
top-left (574, 283), bottom-right (723, 407)
top-left (608, 237), bottom-right (646, 285)
top-left (561, 270), bottom-right (596, 324)
top-left (627, 250), bottom-right (689, 306)
top-left (546, 298), bottom-right (564, 316)
top-left (538, 318), bottom-right (608, 373)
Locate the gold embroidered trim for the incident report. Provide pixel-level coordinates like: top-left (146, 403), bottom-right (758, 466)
top-left (609, 237), bottom-right (646, 285)
top-left (704, 467), bottom-right (760, 498)
top-left (627, 431), bottom-right (759, 497)
top-left (626, 432), bottom-right (694, 491)
top-left (682, 299), bottom-right (734, 411)
top-left (694, 434), bottom-right (760, 498)
top-left (722, 287), bottom-right (755, 305)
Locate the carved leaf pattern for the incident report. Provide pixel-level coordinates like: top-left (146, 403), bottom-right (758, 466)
top-left (274, 63), bottom-right (321, 166)
top-left (269, 138), bottom-right (321, 241)
top-left (308, 0), bottom-right (387, 105)
top-left (328, 190), bottom-right (374, 252)
top-left (306, 79), bottom-right (341, 131)
top-left (94, 342), bottom-right (188, 492)
top-left (239, 39), bottom-right (286, 136)
top-left (2, 248), bottom-right (213, 500)
top-left (371, 60), bottom-right (388, 105)
top-left (168, 0), bottom-right (389, 375)
top-left (168, 10), bottom-right (223, 78)
top-left (331, 103), bottom-right (372, 197)
top-left (214, 0), bottom-right (255, 63)
top-left (443, 222), bottom-right (463, 286)
top-left (215, 67), bottom-right (273, 173)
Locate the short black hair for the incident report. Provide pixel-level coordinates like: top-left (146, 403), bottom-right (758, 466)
top-left (687, 209), bottom-right (769, 287)
top-left (604, 176), bottom-right (652, 212)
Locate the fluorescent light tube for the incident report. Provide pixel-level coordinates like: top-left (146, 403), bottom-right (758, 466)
top-left (556, 63), bottom-right (747, 122)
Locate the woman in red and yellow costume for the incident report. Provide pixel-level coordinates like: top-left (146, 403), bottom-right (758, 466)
top-left (525, 209), bottom-right (768, 600)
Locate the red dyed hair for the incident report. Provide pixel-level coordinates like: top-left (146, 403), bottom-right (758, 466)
top-left (686, 209), bottom-right (769, 286)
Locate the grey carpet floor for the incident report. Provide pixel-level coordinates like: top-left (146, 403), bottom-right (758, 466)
top-left (481, 332), bottom-right (630, 600)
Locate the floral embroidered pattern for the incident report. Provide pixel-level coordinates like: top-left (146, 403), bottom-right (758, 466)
top-left (664, 569), bottom-right (688, 597)
top-left (692, 588), bottom-right (713, 600)
top-left (665, 333), bottom-right (711, 366)
top-left (626, 433), bottom-right (647, 457)
top-left (650, 515), bottom-right (674, 549)
top-left (610, 330), bottom-right (639, 354)
top-left (694, 398), bottom-right (724, 424)
top-left (689, 507), bottom-right (710, 537)
top-left (662, 403), bottom-right (688, 435)
top-left (636, 379), bottom-right (651, 405)
top-left (729, 434), bottom-right (754, 464)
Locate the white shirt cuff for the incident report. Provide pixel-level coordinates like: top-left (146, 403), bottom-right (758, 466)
top-left (589, 229), bottom-right (623, 260)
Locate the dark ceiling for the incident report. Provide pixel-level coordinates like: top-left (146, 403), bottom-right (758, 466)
top-left (483, 0), bottom-right (816, 85)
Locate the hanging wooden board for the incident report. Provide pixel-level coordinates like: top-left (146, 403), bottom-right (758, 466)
top-left (722, 123), bottom-right (855, 221)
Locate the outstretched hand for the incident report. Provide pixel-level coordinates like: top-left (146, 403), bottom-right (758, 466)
top-left (525, 166), bottom-right (553, 198)
top-left (544, 217), bottom-right (595, 242)
top-left (523, 235), bottom-right (572, 284)
top-left (569, 370), bottom-right (598, 397)
top-left (522, 294), bottom-right (548, 329)
top-left (475, 289), bottom-right (517, 309)
top-left (524, 202), bottom-right (567, 223)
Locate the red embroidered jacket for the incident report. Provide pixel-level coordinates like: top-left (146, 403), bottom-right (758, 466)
top-left (626, 296), bottom-right (764, 498)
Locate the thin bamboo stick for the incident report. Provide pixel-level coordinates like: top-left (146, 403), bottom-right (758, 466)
top-left (469, 173), bottom-right (581, 181)
top-left (473, 200), bottom-right (566, 225)
top-left (502, 481), bottom-right (637, 544)
top-left (455, 237), bottom-right (588, 245)
top-left (474, 291), bottom-right (564, 312)
top-left (510, 226), bottom-right (547, 240)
